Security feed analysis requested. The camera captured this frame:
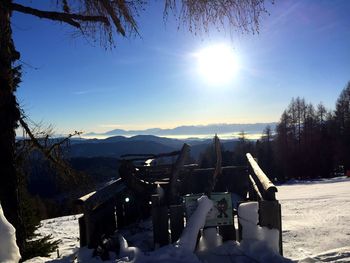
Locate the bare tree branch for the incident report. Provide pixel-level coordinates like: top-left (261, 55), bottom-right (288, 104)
top-left (11, 3), bottom-right (110, 29)
top-left (100, 0), bottom-right (126, 36)
top-left (18, 115), bottom-right (81, 171)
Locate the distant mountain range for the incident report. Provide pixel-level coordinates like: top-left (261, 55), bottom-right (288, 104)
top-left (69, 134), bottom-right (248, 160)
top-left (86, 123), bottom-right (276, 137)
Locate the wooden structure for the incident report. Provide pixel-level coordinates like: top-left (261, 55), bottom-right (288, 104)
top-left (77, 136), bottom-right (283, 255)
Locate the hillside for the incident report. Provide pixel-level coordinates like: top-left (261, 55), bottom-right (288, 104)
top-left (68, 135), bottom-right (239, 160)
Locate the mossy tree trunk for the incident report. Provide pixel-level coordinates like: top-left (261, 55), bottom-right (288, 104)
top-left (0, 0), bottom-right (25, 253)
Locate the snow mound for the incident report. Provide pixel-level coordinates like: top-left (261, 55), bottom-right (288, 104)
top-left (297, 246), bottom-right (350, 262)
top-left (238, 202), bottom-right (279, 254)
top-left (0, 203), bottom-right (21, 263)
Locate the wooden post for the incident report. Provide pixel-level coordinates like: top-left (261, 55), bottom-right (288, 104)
top-left (169, 205), bottom-right (184, 243)
top-left (79, 215), bottom-right (86, 247)
top-left (152, 194), bottom-right (169, 248)
top-left (218, 224), bottom-right (235, 241)
top-left (169, 144), bottom-right (190, 204)
top-left (246, 153), bottom-right (277, 201)
top-left (258, 200), bottom-right (283, 255)
top-left (84, 209), bottom-right (95, 248)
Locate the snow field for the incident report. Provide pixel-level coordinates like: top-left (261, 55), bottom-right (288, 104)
top-left (23, 176), bottom-right (350, 262)
top-left (277, 177), bottom-right (350, 260)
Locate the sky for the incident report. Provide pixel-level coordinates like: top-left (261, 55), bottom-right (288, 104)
top-left (12, 0), bottom-right (350, 134)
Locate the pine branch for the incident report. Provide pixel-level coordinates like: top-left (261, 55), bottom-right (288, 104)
top-left (11, 3), bottom-right (110, 29)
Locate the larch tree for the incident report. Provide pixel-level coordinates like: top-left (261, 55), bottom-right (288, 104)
top-left (0, 0), bottom-right (271, 252)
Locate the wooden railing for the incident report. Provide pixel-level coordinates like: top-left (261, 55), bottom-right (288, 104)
top-left (76, 143), bottom-right (283, 255)
top-left (246, 153), bottom-right (282, 254)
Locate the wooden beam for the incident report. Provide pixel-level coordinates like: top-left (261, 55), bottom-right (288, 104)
top-left (151, 195), bottom-right (169, 248)
top-left (169, 144), bottom-right (190, 204)
top-left (169, 205), bottom-right (184, 243)
top-left (248, 174), bottom-right (263, 200)
top-left (259, 200), bottom-right (283, 255)
top-left (246, 153), bottom-right (277, 200)
top-left (80, 178), bottom-right (126, 211)
top-left (210, 135), bottom-right (222, 193)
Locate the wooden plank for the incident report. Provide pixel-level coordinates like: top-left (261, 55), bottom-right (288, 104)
top-left (169, 205), bottom-right (184, 243)
top-left (218, 224), bottom-right (235, 241)
top-left (86, 201), bottom-right (117, 248)
top-left (211, 135), bottom-right (222, 192)
top-left (169, 144), bottom-right (190, 204)
top-left (258, 200), bottom-right (283, 255)
top-left (79, 215), bottom-right (86, 247)
top-left (246, 153), bottom-right (277, 200)
top-left (77, 191), bottom-right (96, 205)
top-left (81, 178), bottom-right (126, 211)
top-left (248, 174), bottom-right (263, 200)
top-left (84, 210), bottom-right (95, 248)
top-left (152, 195), bottom-right (169, 248)
top-left (193, 166), bottom-right (247, 172)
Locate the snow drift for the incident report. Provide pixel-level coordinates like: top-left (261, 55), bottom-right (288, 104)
top-left (0, 203), bottom-right (21, 263)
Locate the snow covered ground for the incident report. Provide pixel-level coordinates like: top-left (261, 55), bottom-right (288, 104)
top-left (277, 176), bottom-right (350, 261)
top-left (24, 177), bottom-right (350, 262)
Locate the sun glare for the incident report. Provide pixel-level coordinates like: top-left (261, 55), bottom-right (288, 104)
top-left (196, 44), bottom-right (239, 85)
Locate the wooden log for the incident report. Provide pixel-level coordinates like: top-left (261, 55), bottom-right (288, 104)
top-left (152, 195), bottom-right (169, 248)
top-left (169, 205), bottom-right (184, 243)
top-left (258, 200), bottom-right (283, 255)
top-left (246, 153), bottom-right (277, 201)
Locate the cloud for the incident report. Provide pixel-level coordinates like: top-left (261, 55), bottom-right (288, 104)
top-left (98, 124), bottom-right (123, 128)
top-left (72, 87), bottom-right (116, 95)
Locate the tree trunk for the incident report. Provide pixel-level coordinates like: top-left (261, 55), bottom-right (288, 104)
top-left (0, 0), bottom-right (25, 254)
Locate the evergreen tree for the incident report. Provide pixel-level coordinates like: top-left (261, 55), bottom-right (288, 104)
top-left (334, 82), bottom-right (350, 170)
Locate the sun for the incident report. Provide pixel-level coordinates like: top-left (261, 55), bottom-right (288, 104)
top-left (195, 44), bottom-right (239, 85)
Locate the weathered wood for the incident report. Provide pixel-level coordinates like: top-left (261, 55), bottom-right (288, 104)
top-left (194, 166), bottom-right (247, 172)
top-left (121, 149), bottom-right (183, 160)
top-left (84, 210), bottom-right (95, 248)
top-left (77, 191), bottom-right (96, 204)
top-left (85, 201), bottom-right (117, 248)
top-left (248, 174), bottom-right (263, 200)
top-left (259, 200), bottom-right (283, 255)
top-left (169, 144), bottom-right (190, 204)
top-left (211, 135), bottom-right (222, 192)
top-left (77, 178), bottom-right (126, 211)
top-left (169, 205), bottom-right (184, 243)
top-left (246, 153), bottom-right (277, 200)
top-left (119, 161), bottom-right (156, 195)
top-left (151, 195), bottom-right (169, 248)
top-left (218, 224), bottom-right (236, 241)
top-left (79, 215), bottom-right (87, 247)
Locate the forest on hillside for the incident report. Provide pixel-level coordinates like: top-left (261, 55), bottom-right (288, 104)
top-left (199, 81), bottom-right (350, 182)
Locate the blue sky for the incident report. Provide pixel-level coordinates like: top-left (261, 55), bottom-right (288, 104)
top-left (13, 0), bottom-right (350, 134)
